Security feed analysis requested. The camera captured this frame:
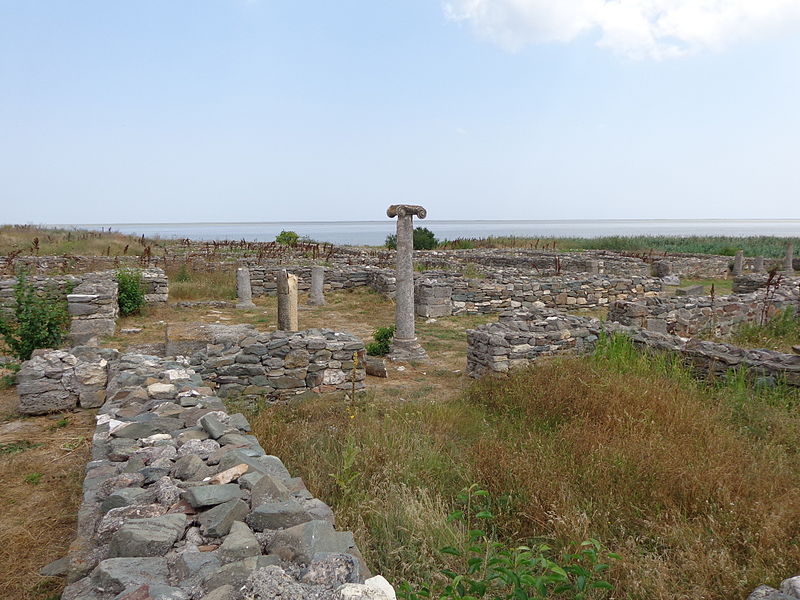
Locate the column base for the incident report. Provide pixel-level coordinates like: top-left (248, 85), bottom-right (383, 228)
top-left (236, 301), bottom-right (256, 309)
top-left (387, 337), bottom-right (428, 362)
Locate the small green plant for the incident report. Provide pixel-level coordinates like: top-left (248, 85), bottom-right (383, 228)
top-left (50, 417), bottom-right (69, 430)
top-left (174, 263), bottom-right (191, 283)
top-left (24, 472), bottom-right (43, 485)
top-left (0, 272), bottom-right (69, 361)
top-left (0, 440), bottom-right (42, 456)
top-left (116, 268), bottom-right (146, 317)
top-left (366, 325), bottom-right (395, 356)
top-left (0, 362), bottom-right (20, 389)
top-left (329, 433), bottom-right (361, 499)
top-left (276, 230), bottom-right (299, 245)
top-left (398, 485), bottom-right (618, 600)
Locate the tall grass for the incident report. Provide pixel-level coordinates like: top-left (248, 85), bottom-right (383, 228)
top-left (732, 307), bottom-right (800, 352)
top-left (166, 265), bottom-right (236, 300)
top-left (251, 335), bottom-right (800, 599)
top-left (0, 225), bottom-right (151, 256)
top-left (436, 235), bottom-right (799, 258)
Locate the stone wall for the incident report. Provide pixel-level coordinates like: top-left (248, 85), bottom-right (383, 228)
top-left (188, 325), bottom-right (367, 399)
top-left (466, 308), bottom-right (800, 386)
top-left (49, 351), bottom-right (391, 600)
top-left (733, 274), bottom-right (800, 294)
top-left (608, 285), bottom-right (800, 337)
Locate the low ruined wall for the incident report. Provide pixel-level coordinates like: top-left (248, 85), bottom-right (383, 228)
top-left (608, 285), bottom-right (800, 336)
top-left (48, 351), bottom-right (390, 600)
top-left (188, 325), bottom-right (366, 399)
top-left (733, 274), bottom-right (800, 294)
top-left (467, 308), bottom-right (800, 386)
top-left (244, 264), bottom-right (388, 298)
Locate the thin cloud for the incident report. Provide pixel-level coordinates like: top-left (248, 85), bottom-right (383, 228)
top-left (443, 0), bottom-right (800, 59)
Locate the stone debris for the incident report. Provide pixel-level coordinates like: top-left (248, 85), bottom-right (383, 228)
top-left (51, 351), bottom-right (386, 600)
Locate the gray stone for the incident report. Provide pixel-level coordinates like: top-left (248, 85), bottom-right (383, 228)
top-left (178, 438), bottom-right (221, 459)
top-left (203, 556), bottom-right (281, 592)
top-left (236, 267), bottom-right (257, 309)
top-left (301, 553), bottom-right (361, 585)
top-left (183, 484), bottom-right (243, 508)
top-left (112, 418), bottom-right (183, 439)
top-left (199, 414), bottom-right (228, 440)
top-left (334, 583), bottom-right (392, 600)
top-left (246, 500), bottom-right (313, 531)
top-left (198, 498), bottom-right (250, 538)
top-left (269, 519), bottom-right (356, 564)
top-left (97, 504), bottom-right (168, 543)
top-left (171, 454), bottom-right (211, 481)
top-left (219, 521), bottom-right (261, 562)
top-left (199, 585), bottom-right (237, 600)
top-left (309, 265), bottom-right (326, 306)
top-left (110, 513), bottom-right (187, 557)
top-left (114, 584), bottom-right (189, 600)
top-left (250, 474), bottom-right (291, 505)
top-left (217, 451), bottom-right (291, 480)
top-left (277, 269), bottom-right (299, 331)
top-left (39, 555), bottom-right (70, 577)
top-left (244, 565), bottom-right (309, 600)
top-left (93, 557), bottom-right (170, 595)
top-left (780, 577), bottom-right (800, 598)
top-left (101, 487), bottom-right (151, 513)
top-left (227, 413), bottom-right (252, 432)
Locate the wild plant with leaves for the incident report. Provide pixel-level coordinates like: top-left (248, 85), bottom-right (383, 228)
top-left (116, 268), bottom-right (146, 316)
top-left (398, 485), bottom-right (618, 600)
top-left (0, 272), bottom-right (69, 361)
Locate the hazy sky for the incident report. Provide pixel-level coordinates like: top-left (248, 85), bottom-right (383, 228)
top-left (2, 0), bottom-right (799, 224)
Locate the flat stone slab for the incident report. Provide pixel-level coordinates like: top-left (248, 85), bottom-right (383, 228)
top-left (675, 285), bottom-right (705, 296)
top-left (110, 513), bottom-right (187, 557)
top-left (198, 498), bottom-right (249, 538)
top-left (246, 500), bottom-right (313, 531)
top-left (93, 557), bottom-right (170, 595)
top-left (219, 521), bottom-right (261, 562)
top-left (183, 484), bottom-right (243, 508)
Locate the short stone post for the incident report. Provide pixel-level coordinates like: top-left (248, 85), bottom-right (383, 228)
top-left (308, 265), bottom-right (326, 306)
top-left (732, 250), bottom-right (743, 276)
top-left (386, 204), bottom-right (428, 361)
top-left (236, 267), bottom-right (256, 309)
top-left (277, 269), bottom-right (299, 331)
top-left (754, 255), bottom-right (764, 273)
top-left (785, 242), bottom-right (795, 272)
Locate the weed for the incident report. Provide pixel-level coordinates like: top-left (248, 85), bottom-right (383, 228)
top-left (0, 272), bottom-right (69, 361)
top-left (366, 325), bottom-right (395, 356)
top-left (116, 268), bottom-right (146, 317)
top-left (49, 418), bottom-right (69, 430)
top-left (24, 472), bottom-right (43, 485)
top-left (0, 440), bottom-right (42, 456)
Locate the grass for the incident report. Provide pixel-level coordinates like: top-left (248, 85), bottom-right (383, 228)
top-left (435, 235), bottom-right (799, 258)
top-left (0, 387), bottom-right (94, 599)
top-left (165, 264), bottom-right (237, 301)
top-left (676, 278), bottom-right (733, 296)
top-left (250, 333), bottom-right (800, 600)
top-left (0, 224), bottom-right (153, 257)
top-left (732, 307), bottom-right (800, 352)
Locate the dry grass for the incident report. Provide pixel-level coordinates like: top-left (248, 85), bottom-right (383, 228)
top-left (250, 335), bottom-right (800, 600)
top-left (0, 387), bottom-right (94, 599)
top-left (0, 225), bottom-right (151, 257)
top-left (166, 265), bottom-right (237, 301)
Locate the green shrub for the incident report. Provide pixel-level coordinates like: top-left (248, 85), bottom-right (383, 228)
top-left (0, 272), bottom-right (69, 361)
top-left (385, 228), bottom-right (439, 250)
top-left (398, 485), bottom-right (617, 600)
top-left (116, 269), bottom-right (146, 317)
top-left (174, 263), bottom-right (191, 283)
top-left (366, 325), bottom-right (395, 356)
top-left (276, 230), bottom-right (299, 245)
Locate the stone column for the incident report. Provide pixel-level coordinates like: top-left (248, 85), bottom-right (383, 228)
top-left (277, 269), bottom-right (299, 331)
top-left (308, 265), bottom-right (326, 306)
top-left (386, 204), bottom-right (428, 361)
top-left (754, 256), bottom-right (764, 273)
top-left (236, 267), bottom-right (256, 309)
top-left (785, 242), bottom-right (795, 272)
top-left (732, 250), bottom-right (743, 276)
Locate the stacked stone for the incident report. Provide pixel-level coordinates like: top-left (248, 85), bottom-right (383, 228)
top-left (466, 308), bottom-right (800, 386)
top-left (0, 273), bottom-right (81, 317)
top-left (466, 308), bottom-right (601, 376)
top-left (415, 278), bottom-right (453, 317)
top-left (733, 274), bottom-right (800, 294)
top-left (142, 267), bottom-right (170, 303)
top-left (450, 275), bottom-right (662, 315)
top-left (17, 347), bottom-right (116, 414)
top-left (608, 284), bottom-right (800, 336)
top-left (68, 275), bottom-right (120, 344)
top-left (245, 265), bottom-right (385, 298)
top-left (189, 325), bottom-right (366, 399)
top-left (57, 353), bottom-right (391, 600)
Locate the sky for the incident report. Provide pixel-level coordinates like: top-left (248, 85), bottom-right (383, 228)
top-left (1, 0), bottom-right (799, 224)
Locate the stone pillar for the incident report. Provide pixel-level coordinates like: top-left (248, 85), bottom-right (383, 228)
top-left (754, 256), bottom-right (764, 273)
top-left (236, 267), bottom-right (256, 309)
top-left (785, 242), bottom-right (795, 272)
top-left (386, 204), bottom-right (428, 361)
top-left (732, 250), bottom-right (743, 276)
top-left (277, 269), bottom-right (298, 331)
top-left (308, 265), bottom-right (326, 306)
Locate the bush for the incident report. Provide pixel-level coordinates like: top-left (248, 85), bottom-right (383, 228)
top-left (276, 230), bottom-right (299, 245)
top-left (116, 269), bottom-right (146, 317)
top-left (366, 325), bottom-right (395, 356)
top-left (385, 227), bottom-right (439, 250)
top-left (0, 272), bottom-right (69, 361)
